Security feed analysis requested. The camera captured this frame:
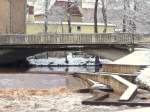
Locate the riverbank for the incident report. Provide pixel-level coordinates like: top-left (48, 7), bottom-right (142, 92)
top-left (0, 70), bottom-right (137, 112)
top-left (0, 92), bottom-right (136, 112)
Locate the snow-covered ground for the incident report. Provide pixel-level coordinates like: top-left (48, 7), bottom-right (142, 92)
top-left (136, 66), bottom-right (150, 89)
top-left (112, 48), bottom-right (150, 89)
top-left (0, 93), bottom-right (134, 112)
top-left (112, 49), bottom-right (150, 66)
top-left (28, 53), bottom-right (111, 66)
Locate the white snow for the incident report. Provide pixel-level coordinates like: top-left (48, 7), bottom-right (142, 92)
top-left (34, 0), bottom-right (56, 15)
top-left (111, 75), bottom-right (137, 101)
top-left (28, 53), bottom-right (111, 66)
top-left (112, 50), bottom-right (150, 66)
top-left (87, 79), bottom-right (108, 89)
top-left (0, 93), bottom-right (129, 112)
top-left (136, 66), bottom-right (150, 88)
top-left (112, 48), bottom-right (150, 89)
top-left (34, 0), bottom-right (73, 15)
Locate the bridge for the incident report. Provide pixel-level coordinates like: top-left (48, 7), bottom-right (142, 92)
top-left (0, 33), bottom-right (149, 65)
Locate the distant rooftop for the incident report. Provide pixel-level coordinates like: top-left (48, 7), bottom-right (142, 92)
top-left (30, 21), bottom-right (116, 27)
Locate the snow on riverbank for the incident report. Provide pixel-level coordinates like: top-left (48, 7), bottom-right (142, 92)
top-left (0, 93), bottom-right (133, 112)
top-left (111, 48), bottom-right (150, 89)
top-left (112, 50), bottom-right (150, 66)
top-left (136, 66), bottom-right (150, 89)
top-left (28, 53), bottom-right (111, 66)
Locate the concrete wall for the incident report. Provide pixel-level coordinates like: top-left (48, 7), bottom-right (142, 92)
top-left (76, 73), bottom-right (127, 95)
top-left (0, 0), bottom-right (10, 33)
top-left (0, 0), bottom-right (26, 34)
top-left (102, 64), bottom-right (142, 74)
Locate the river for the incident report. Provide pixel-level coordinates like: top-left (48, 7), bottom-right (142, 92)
top-left (0, 51), bottom-right (104, 90)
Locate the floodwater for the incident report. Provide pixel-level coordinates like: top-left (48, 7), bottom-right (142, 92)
top-left (0, 66), bottom-right (98, 90)
top-left (0, 67), bottom-right (136, 112)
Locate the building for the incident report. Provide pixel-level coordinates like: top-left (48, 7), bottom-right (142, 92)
top-left (33, 0), bottom-right (82, 22)
top-left (26, 0), bottom-right (116, 34)
top-left (27, 21), bottom-right (116, 34)
top-left (26, 2), bottom-right (35, 22)
top-left (0, 0), bottom-right (26, 34)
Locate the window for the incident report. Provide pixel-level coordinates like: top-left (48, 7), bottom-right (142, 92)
top-left (77, 26), bottom-right (81, 31)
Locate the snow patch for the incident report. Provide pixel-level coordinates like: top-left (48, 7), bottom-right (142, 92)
top-left (28, 53), bottom-right (111, 66)
top-left (112, 50), bottom-right (150, 66)
top-left (136, 66), bottom-right (150, 89)
top-left (34, 0), bottom-right (56, 15)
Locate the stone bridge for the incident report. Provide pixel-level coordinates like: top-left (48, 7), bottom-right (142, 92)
top-left (0, 33), bottom-right (149, 65)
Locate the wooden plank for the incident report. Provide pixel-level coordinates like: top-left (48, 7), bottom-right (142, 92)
top-left (82, 100), bottom-right (150, 107)
top-left (85, 94), bottom-right (109, 101)
top-left (90, 90), bottom-right (109, 98)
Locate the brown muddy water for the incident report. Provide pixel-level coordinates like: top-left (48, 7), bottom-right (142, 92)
top-left (0, 67), bottom-right (139, 112)
top-left (0, 67), bottom-right (93, 92)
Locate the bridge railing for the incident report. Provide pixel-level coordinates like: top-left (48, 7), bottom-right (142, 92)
top-left (0, 33), bottom-right (142, 45)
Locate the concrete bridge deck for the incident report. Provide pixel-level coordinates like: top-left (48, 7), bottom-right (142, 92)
top-left (0, 33), bottom-right (140, 46)
top-left (0, 33), bottom-right (149, 65)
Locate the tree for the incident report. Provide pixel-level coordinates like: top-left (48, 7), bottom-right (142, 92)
top-left (132, 0), bottom-right (137, 33)
top-left (122, 0), bottom-right (138, 33)
top-left (67, 0), bottom-right (72, 33)
top-left (101, 0), bottom-right (107, 33)
top-left (44, 0), bottom-right (50, 33)
top-left (122, 0), bottom-right (128, 32)
top-left (94, 0), bottom-right (98, 33)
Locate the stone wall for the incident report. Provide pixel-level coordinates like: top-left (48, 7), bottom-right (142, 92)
top-left (0, 0), bottom-right (26, 34)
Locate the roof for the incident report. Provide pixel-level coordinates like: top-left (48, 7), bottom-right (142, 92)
top-left (34, 0), bottom-right (82, 16)
top-left (68, 4), bottom-right (82, 16)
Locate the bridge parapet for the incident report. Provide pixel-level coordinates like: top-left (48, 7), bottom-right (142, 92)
top-left (0, 33), bottom-right (142, 45)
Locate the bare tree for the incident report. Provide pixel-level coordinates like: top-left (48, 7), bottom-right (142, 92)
top-left (122, 0), bottom-right (128, 32)
top-left (94, 0), bottom-right (98, 33)
top-left (132, 0), bottom-right (137, 33)
top-left (67, 0), bottom-right (72, 33)
top-left (101, 0), bottom-right (107, 33)
top-left (44, 0), bottom-right (50, 33)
